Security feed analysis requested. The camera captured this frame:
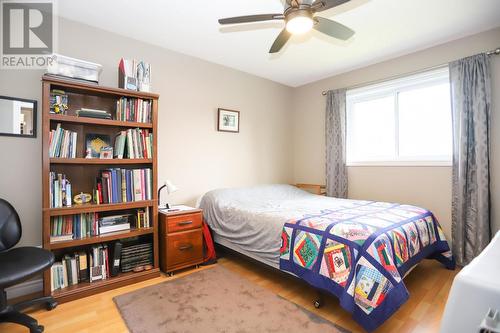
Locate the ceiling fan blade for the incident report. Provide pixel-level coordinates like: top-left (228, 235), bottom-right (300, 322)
top-left (218, 14), bottom-right (284, 25)
top-left (313, 17), bottom-right (354, 40)
top-left (312, 0), bottom-right (351, 12)
top-left (269, 29), bottom-right (291, 53)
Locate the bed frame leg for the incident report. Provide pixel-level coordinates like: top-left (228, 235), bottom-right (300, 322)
top-left (313, 290), bottom-right (324, 309)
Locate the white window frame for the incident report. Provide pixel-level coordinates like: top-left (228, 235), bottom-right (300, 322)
top-left (346, 67), bottom-right (452, 167)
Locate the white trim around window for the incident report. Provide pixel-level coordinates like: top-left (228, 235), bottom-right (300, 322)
top-left (345, 66), bottom-right (453, 167)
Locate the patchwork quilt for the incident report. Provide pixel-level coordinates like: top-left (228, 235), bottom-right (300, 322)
top-left (279, 200), bottom-right (455, 332)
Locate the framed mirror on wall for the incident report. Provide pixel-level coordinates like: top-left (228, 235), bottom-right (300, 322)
top-left (0, 96), bottom-right (37, 138)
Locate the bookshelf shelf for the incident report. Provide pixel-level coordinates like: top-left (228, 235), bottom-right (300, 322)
top-left (49, 227), bottom-right (155, 250)
top-left (45, 200), bottom-right (156, 216)
top-left (42, 75), bottom-right (160, 303)
top-left (45, 75), bottom-right (159, 99)
top-left (51, 268), bottom-right (160, 303)
top-left (50, 158), bottom-right (153, 165)
top-left (49, 114), bottom-right (153, 129)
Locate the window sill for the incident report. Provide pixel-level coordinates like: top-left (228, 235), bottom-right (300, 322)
top-left (346, 161), bottom-right (452, 167)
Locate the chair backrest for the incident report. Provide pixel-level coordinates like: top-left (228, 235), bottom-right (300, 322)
top-left (0, 199), bottom-right (22, 252)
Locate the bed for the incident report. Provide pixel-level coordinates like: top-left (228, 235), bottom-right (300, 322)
top-left (199, 184), bottom-right (455, 332)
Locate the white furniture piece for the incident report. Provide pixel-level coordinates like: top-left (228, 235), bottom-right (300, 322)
top-left (440, 231), bottom-right (500, 333)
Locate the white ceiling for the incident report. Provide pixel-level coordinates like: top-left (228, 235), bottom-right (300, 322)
top-left (57, 0), bottom-right (500, 87)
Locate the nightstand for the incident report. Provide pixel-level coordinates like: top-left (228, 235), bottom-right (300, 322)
top-left (159, 208), bottom-right (204, 275)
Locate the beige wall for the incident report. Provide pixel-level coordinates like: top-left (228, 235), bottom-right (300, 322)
top-left (0, 18), bottom-right (294, 247)
top-left (1, 18), bottom-right (499, 248)
top-left (292, 27), bottom-right (500, 240)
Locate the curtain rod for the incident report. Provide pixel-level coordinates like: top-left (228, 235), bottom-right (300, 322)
top-left (322, 46), bottom-right (500, 96)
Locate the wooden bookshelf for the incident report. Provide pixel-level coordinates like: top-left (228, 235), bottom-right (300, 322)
top-left (42, 75), bottom-right (160, 303)
top-left (49, 228), bottom-right (154, 250)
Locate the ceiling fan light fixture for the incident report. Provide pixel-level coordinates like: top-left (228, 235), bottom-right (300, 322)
top-left (285, 11), bottom-right (313, 35)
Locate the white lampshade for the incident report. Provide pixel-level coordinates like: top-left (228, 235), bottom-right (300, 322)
top-left (165, 180), bottom-right (178, 194)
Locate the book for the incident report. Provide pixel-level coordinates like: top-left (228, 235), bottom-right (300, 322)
top-left (113, 131), bottom-right (127, 159)
top-left (78, 252), bottom-right (88, 281)
top-left (48, 123), bottom-right (77, 158)
top-left (99, 223), bottom-right (130, 234)
top-left (133, 169), bottom-right (142, 201)
top-left (110, 242), bottom-right (122, 277)
top-left (76, 108), bottom-right (112, 119)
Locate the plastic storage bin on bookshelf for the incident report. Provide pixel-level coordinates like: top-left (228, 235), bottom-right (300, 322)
top-left (42, 75), bottom-right (160, 303)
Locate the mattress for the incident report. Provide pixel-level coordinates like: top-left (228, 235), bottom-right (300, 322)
top-left (200, 184), bottom-right (341, 266)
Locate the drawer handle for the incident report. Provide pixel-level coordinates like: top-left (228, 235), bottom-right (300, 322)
top-left (177, 220), bottom-right (193, 226)
top-left (178, 244), bottom-right (193, 251)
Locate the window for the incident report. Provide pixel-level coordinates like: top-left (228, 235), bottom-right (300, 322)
top-left (346, 67), bottom-right (452, 166)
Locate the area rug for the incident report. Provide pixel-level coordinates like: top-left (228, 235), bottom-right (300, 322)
top-left (113, 265), bottom-right (350, 333)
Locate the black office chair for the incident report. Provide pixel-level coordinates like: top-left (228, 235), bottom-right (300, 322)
top-left (0, 199), bottom-right (57, 333)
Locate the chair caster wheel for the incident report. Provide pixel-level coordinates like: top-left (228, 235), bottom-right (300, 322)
top-left (314, 300), bottom-right (322, 309)
top-left (46, 300), bottom-right (58, 311)
top-left (30, 325), bottom-right (44, 333)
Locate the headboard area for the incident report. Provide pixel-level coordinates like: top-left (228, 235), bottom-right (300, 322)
top-left (294, 184), bottom-right (326, 196)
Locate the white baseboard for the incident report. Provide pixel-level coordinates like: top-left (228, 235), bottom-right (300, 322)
top-left (5, 278), bottom-right (43, 300)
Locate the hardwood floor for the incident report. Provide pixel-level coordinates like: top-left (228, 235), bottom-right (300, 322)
top-left (1, 253), bottom-right (459, 333)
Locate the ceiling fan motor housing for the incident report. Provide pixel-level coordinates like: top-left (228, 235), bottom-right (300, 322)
top-left (285, 7), bottom-right (314, 23)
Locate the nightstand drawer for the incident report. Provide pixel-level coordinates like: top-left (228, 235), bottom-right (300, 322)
top-left (167, 212), bottom-right (202, 233)
top-left (166, 229), bottom-right (203, 268)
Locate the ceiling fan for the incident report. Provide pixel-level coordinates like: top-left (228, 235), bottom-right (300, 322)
top-left (218, 0), bottom-right (355, 53)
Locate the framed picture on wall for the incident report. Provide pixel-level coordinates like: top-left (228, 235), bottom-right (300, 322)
top-left (217, 108), bottom-right (240, 133)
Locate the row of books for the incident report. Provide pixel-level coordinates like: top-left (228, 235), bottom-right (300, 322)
top-left (116, 97), bottom-right (152, 123)
top-left (50, 245), bottom-right (110, 291)
top-left (50, 213), bottom-right (97, 242)
top-left (97, 210), bottom-right (150, 233)
top-left (135, 209), bottom-right (151, 229)
top-left (49, 172), bottom-right (72, 208)
top-left (48, 124), bottom-right (77, 158)
top-left (51, 251), bottom-right (88, 290)
top-left (113, 128), bottom-right (153, 159)
top-left (50, 209), bottom-right (151, 243)
top-left (50, 241), bottom-right (153, 290)
top-left (95, 168), bottom-right (152, 205)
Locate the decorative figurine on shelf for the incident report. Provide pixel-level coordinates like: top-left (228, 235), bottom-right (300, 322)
top-left (85, 148), bottom-right (93, 159)
top-left (49, 89), bottom-right (68, 115)
top-left (74, 192), bottom-right (92, 205)
top-left (99, 146), bottom-right (113, 159)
